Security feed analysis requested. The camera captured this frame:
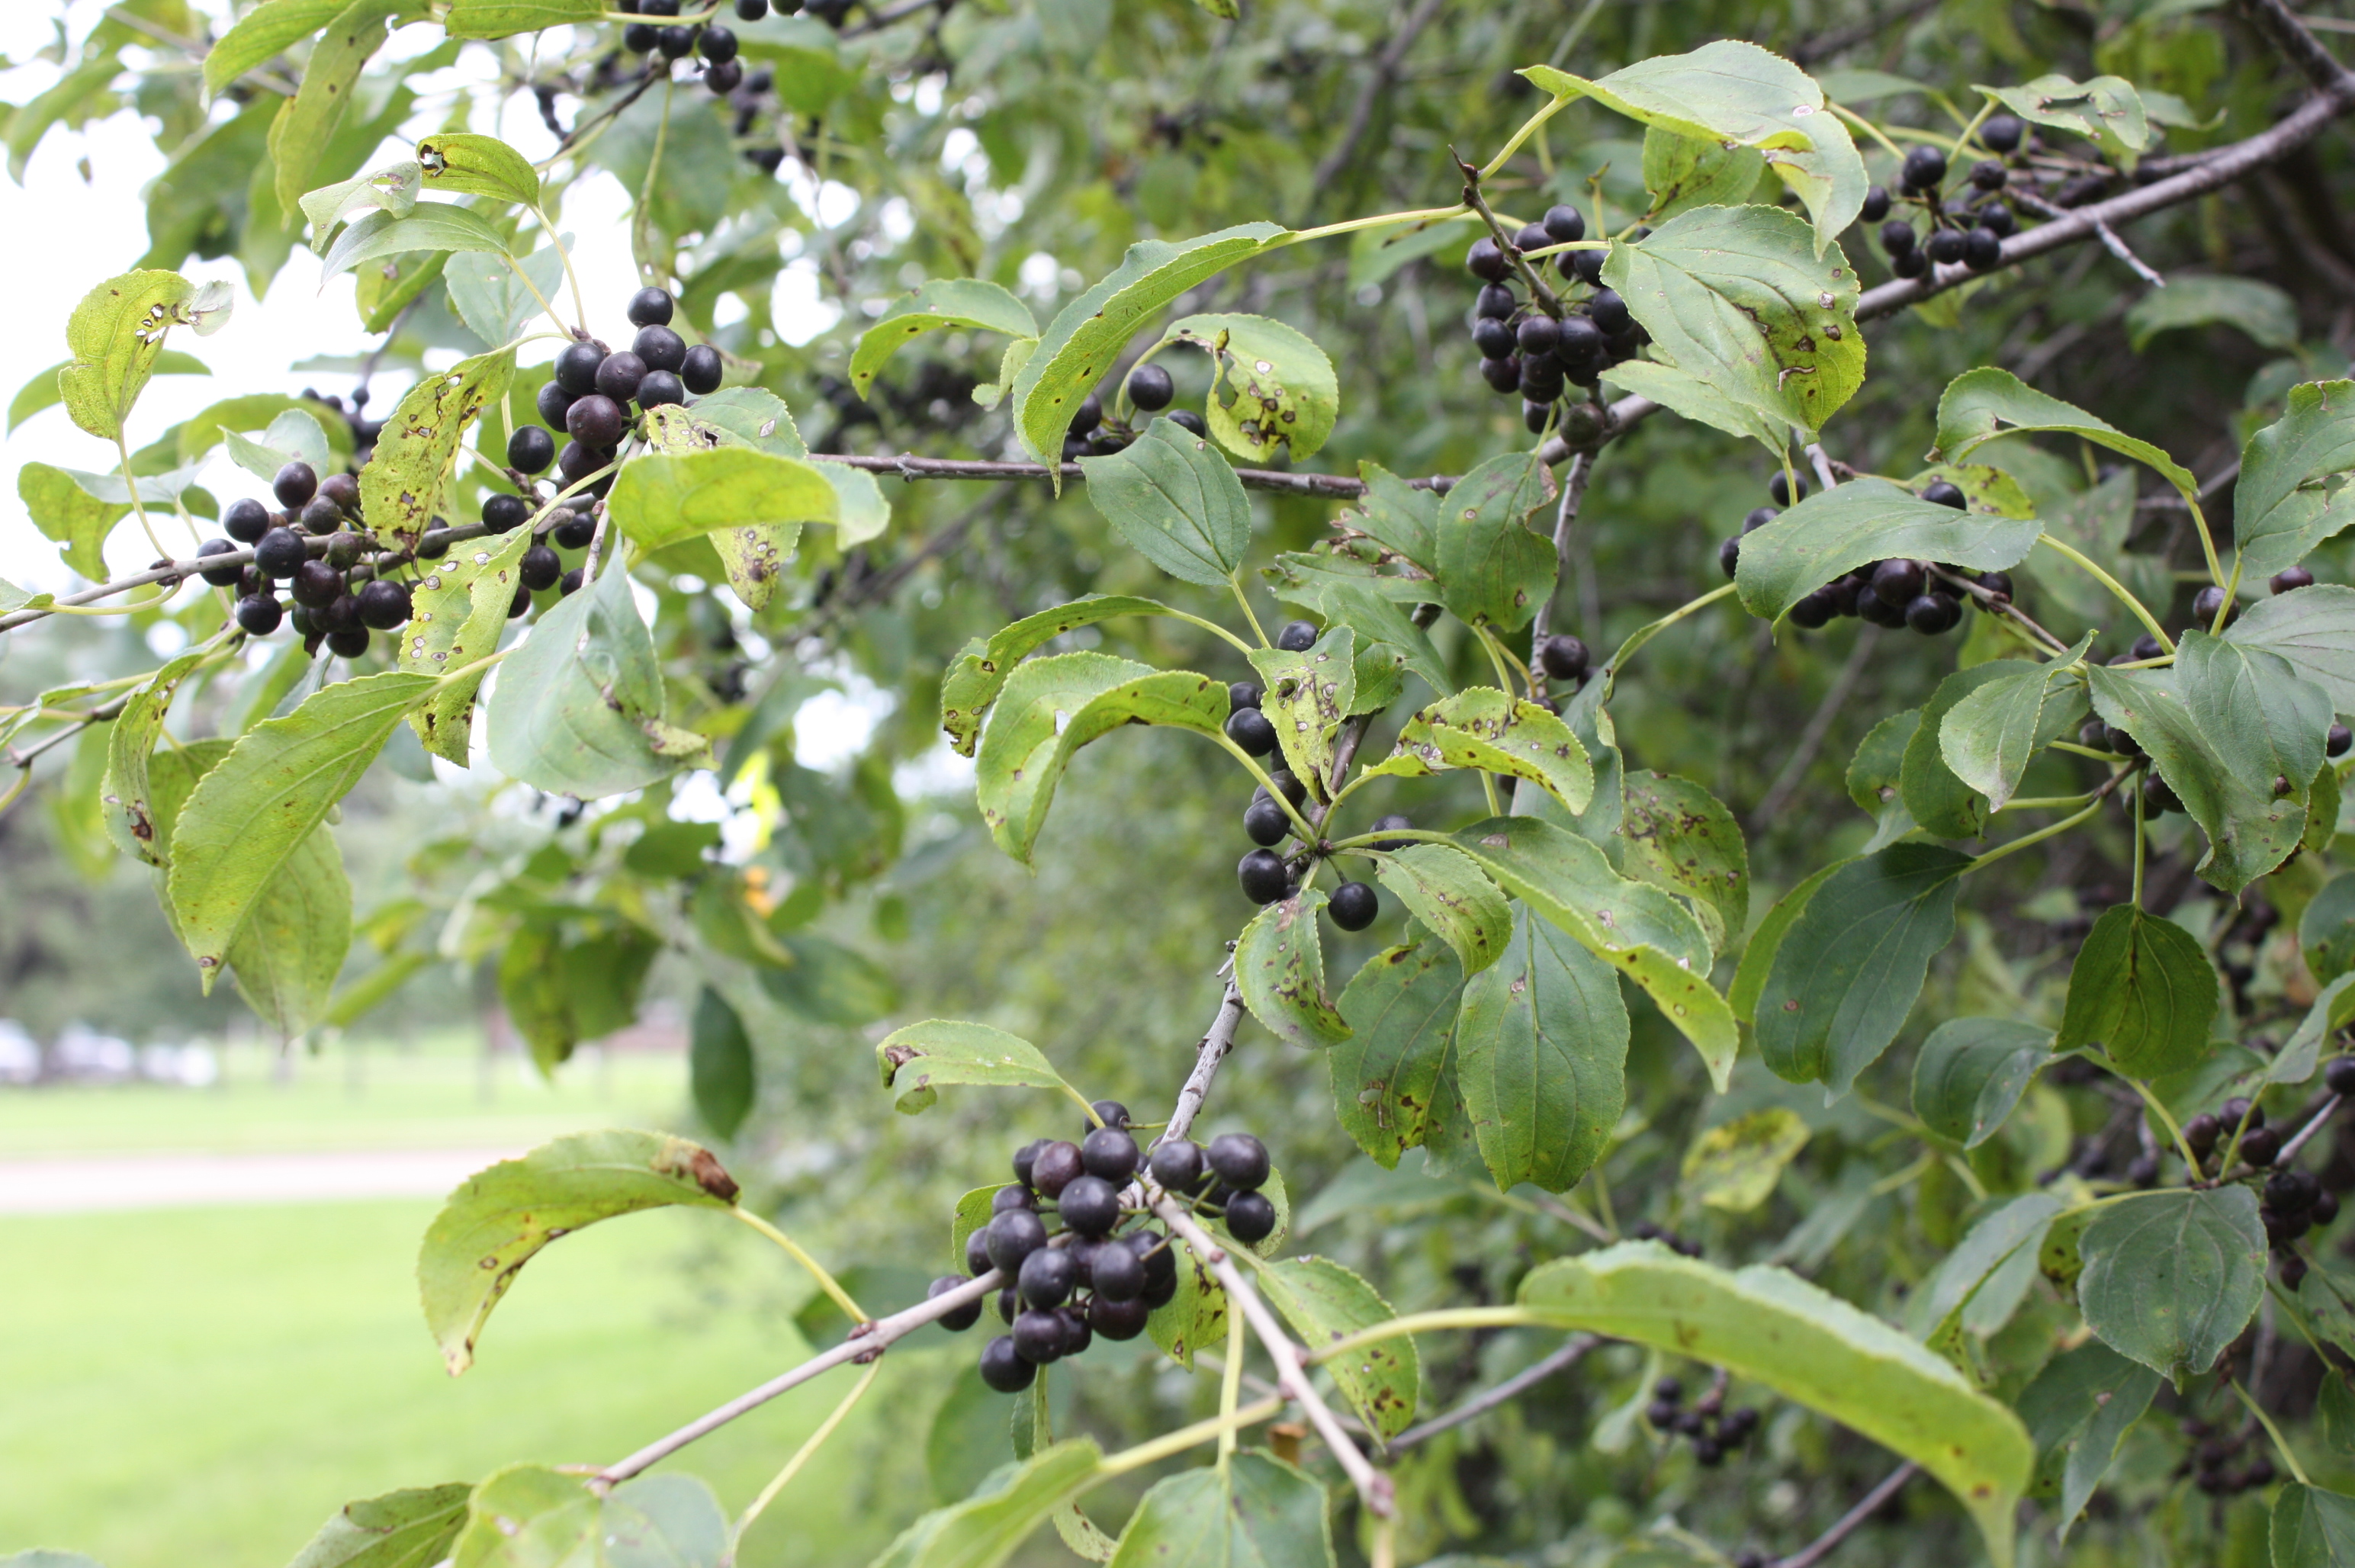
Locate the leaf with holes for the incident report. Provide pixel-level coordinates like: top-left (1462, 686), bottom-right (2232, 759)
top-left (1155, 312), bottom-right (1338, 464)
top-left (1331, 939), bottom-right (1465, 1168)
top-left (59, 268), bottom-right (198, 442)
top-left (1912, 1018), bottom-right (2053, 1149)
top-left (1617, 770), bottom-right (1748, 956)
top-left (360, 345), bottom-right (516, 547)
top-left (1079, 419), bottom-right (1253, 588)
top-left (2055, 904), bottom-right (2218, 1079)
top-left (397, 525), bottom-right (532, 764)
top-left (1258, 1258), bottom-right (1418, 1439)
top-left (874, 1020), bottom-right (1070, 1114)
top-left (1236, 890), bottom-right (1352, 1049)
top-left (2077, 1186), bottom-right (2266, 1379)
top-left (1372, 843), bottom-right (1512, 977)
top-left (419, 1129), bottom-right (740, 1375)
top-left (300, 159), bottom-right (422, 253)
top-left (1735, 478), bottom-right (2042, 623)
top-left (1362, 688), bottom-right (1593, 813)
top-left (1249, 627), bottom-right (1356, 788)
top-left (851, 278), bottom-right (1039, 399)
top-left (415, 130), bottom-right (540, 207)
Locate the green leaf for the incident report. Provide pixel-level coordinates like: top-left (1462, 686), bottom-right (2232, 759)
top-left (419, 1130), bottom-right (739, 1375)
top-left (360, 345), bottom-right (516, 546)
top-left (1331, 939), bottom-right (1466, 1168)
top-left (2126, 275), bottom-right (2300, 354)
top-left (1248, 626), bottom-right (1356, 787)
top-left (416, 131), bottom-right (540, 207)
top-left (1641, 125), bottom-right (1767, 222)
top-left (1751, 843), bottom-right (1972, 1094)
top-left (12, 348), bottom-right (204, 434)
top-left (2265, 973), bottom-right (2355, 1090)
top-left (1156, 312), bottom-right (1339, 464)
top-left (1078, 419), bottom-right (1252, 588)
top-left (1518, 1243), bottom-right (2032, 1568)
top-left (452, 1469), bottom-right (725, 1566)
top-left (1147, 1235), bottom-right (1228, 1370)
top-left (1904, 660), bottom-right (2064, 840)
top-left (1011, 223), bottom-right (1287, 475)
top-left (17, 461), bottom-right (127, 578)
top-left (1236, 890), bottom-right (1353, 1049)
top-left (871, 1441), bottom-right (1107, 1568)
top-left (2235, 381), bottom-right (2355, 579)
top-left (1936, 367), bottom-right (2197, 501)
top-left (1617, 770), bottom-right (1749, 956)
top-left (1434, 452), bottom-right (1557, 631)
top-left (1279, 580), bottom-right (1450, 701)
top-left (442, 0), bottom-right (606, 38)
top-left (175, 390), bottom-right (353, 468)
top-left (875, 1020), bottom-right (1070, 1114)
top-left (2055, 904), bottom-right (2218, 1078)
top-left (2225, 584), bottom-right (2355, 718)
top-left (609, 445), bottom-right (838, 555)
top-left (1337, 461), bottom-right (1440, 570)
top-left (300, 158), bottom-right (422, 253)
top-left (165, 671), bottom-right (438, 989)
top-left (2016, 1342), bottom-right (2161, 1540)
top-left (288, 1483), bottom-right (473, 1568)
top-left (1449, 816), bottom-right (1737, 1093)
top-left (205, 0), bottom-right (348, 91)
top-left (1102, 1451), bottom-right (1334, 1568)
top-left (59, 268), bottom-right (196, 442)
top-left (1907, 1192), bottom-right (2064, 1351)
top-left (1681, 1107), bottom-right (1810, 1213)
top-left (1912, 1018), bottom-right (2053, 1148)
top-left (1373, 844), bottom-right (1512, 977)
top-left (689, 987), bottom-right (755, 1140)
top-left (1523, 42), bottom-right (1866, 252)
top-left (972, 652), bottom-right (1228, 866)
top-left (2088, 642), bottom-right (2329, 895)
top-left (1363, 687), bottom-right (1593, 813)
top-left (940, 595), bottom-right (1189, 756)
top-left (1974, 74), bottom-right (2149, 162)
top-left (1601, 204), bottom-right (1864, 446)
top-left (320, 204), bottom-right (514, 282)
top-left (2022, 468), bottom-right (2168, 625)
top-left (1939, 640), bottom-right (2093, 812)
top-left (1734, 478), bottom-right (2042, 623)
top-left (1258, 1258), bottom-right (1418, 1439)
top-left (2077, 1186), bottom-right (2266, 1379)
top-left (269, 0), bottom-right (402, 219)
top-left (2273, 1483), bottom-right (2355, 1568)
top-left (759, 932), bottom-right (900, 1026)
top-left (484, 564), bottom-right (713, 798)
top-left (851, 278), bottom-right (1039, 399)
top-left (497, 924), bottom-right (660, 1074)
top-left (636, 396), bottom-right (814, 608)
top-left (2303, 873), bottom-right (2355, 985)
top-left (1453, 905), bottom-right (1629, 1193)
top-left (399, 525), bottom-right (532, 764)
top-left (98, 641), bottom-right (217, 863)
top-left (443, 243), bottom-right (567, 348)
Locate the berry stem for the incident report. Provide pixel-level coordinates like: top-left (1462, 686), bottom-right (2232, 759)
top-left (1477, 93), bottom-right (1569, 183)
top-left (1826, 101), bottom-right (1907, 161)
top-left (1217, 1302), bottom-right (1247, 1464)
top-left (731, 1207), bottom-right (871, 1322)
top-left (1093, 1395), bottom-right (1285, 1478)
top-left (726, 1361), bottom-right (881, 1559)
top-left (2032, 536), bottom-right (2175, 654)
top-left (1963, 796), bottom-right (2104, 874)
top-left (1210, 733), bottom-right (1321, 843)
top-left (1286, 202), bottom-right (1471, 246)
top-left (111, 433), bottom-right (170, 561)
top-left (1228, 574), bottom-right (1271, 648)
top-left (2229, 1380), bottom-right (2311, 1487)
top-left (2125, 1078), bottom-right (2202, 1171)
top-left (533, 204), bottom-right (593, 331)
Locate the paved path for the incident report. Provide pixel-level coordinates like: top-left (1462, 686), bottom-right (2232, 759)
top-left (0, 1148), bottom-right (519, 1213)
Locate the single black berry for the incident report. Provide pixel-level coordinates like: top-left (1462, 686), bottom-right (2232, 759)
top-left (291, 558), bottom-right (342, 608)
top-left (2131, 632), bottom-right (2164, 661)
top-left (930, 1276), bottom-right (982, 1331)
top-left (658, 23), bottom-right (696, 55)
top-left (273, 461), bottom-right (317, 509)
top-left (537, 381), bottom-right (575, 428)
top-left (555, 341), bottom-right (607, 395)
top-left (965, 1226), bottom-right (993, 1277)
top-left (981, 1334), bottom-right (1036, 1390)
top-left (1226, 706), bottom-right (1279, 757)
top-left (1367, 814), bottom-right (1412, 852)
top-left (994, 1286), bottom-right (1020, 1323)
top-left (1907, 591), bottom-right (1961, 635)
top-left (2104, 725), bottom-right (2141, 757)
top-left (567, 394), bottom-right (627, 448)
top-left (2142, 773), bottom-right (2181, 815)
top-left (1924, 228), bottom-right (1965, 265)
top-left (1264, 769), bottom-right (1309, 808)
top-left (318, 472), bottom-right (360, 514)
top-left (356, 579), bottom-right (411, 630)
top-left (196, 538), bottom-right (243, 586)
top-left (1058, 1308), bottom-right (1093, 1358)
top-left (1471, 318), bottom-right (1516, 360)
top-left (1090, 1100), bottom-right (1132, 1133)
top-left (1921, 479), bottom-right (1967, 509)
top-left (1541, 204), bottom-right (1586, 246)
top-left (1240, 792), bottom-right (1288, 845)
top-left (1981, 114), bottom-right (2024, 154)
top-left (1030, 1139), bottom-right (1084, 1197)
top-left (1892, 249), bottom-right (1929, 279)
top-left (1977, 570), bottom-right (2013, 600)
top-left (1977, 202), bottom-right (2016, 238)
top-left (1479, 357), bottom-right (1521, 395)
top-left (1465, 236), bottom-right (1508, 282)
top-left (1229, 680), bottom-right (1263, 711)
top-left (1512, 221), bottom-right (1550, 255)
top-left (1166, 409), bottom-right (1207, 437)
top-left (1207, 1133), bottom-right (1269, 1190)
top-left (625, 323), bottom-right (682, 374)
top-left (1970, 159), bottom-right (2008, 191)
top-left (2191, 584), bottom-right (2230, 625)
top-left (1768, 471), bottom-right (1804, 507)
top-left (1900, 144), bottom-right (1947, 191)
top-left (1010, 1306), bottom-right (1070, 1361)
top-left (558, 569), bottom-right (583, 596)
top-left (551, 509), bottom-right (596, 549)
top-left (623, 20), bottom-right (658, 50)
top-left (326, 625), bottom-right (370, 659)
top-left (1276, 619), bottom-right (1319, 651)
top-left (737, 0), bottom-right (769, 17)
top-left (1515, 314), bottom-right (1560, 358)
top-left (300, 497), bottom-right (343, 535)
top-left (2080, 719), bottom-right (2110, 752)
top-left (595, 350), bottom-right (648, 404)
top-left (1860, 185), bottom-right (1891, 223)
top-left (1789, 590), bottom-right (1835, 629)
top-left (224, 498), bottom-right (271, 543)
top-left (1880, 219), bottom-right (1916, 255)
top-left (1522, 400), bottom-right (1554, 435)
top-left (2241, 1126), bottom-right (2283, 1168)
top-left (1091, 1293), bottom-right (1150, 1339)
top-left (2273, 567), bottom-right (2315, 594)
top-left (483, 493), bottom-right (532, 533)
top-left (1589, 288), bottom-right (1631, 336)
top-left (2320, 1190), bottom-right (2343, 1226)
top-left (557, 440), bottom-right (606, 484)
top-left (699, 23), bottom-right (737, 59)
top-left (2331, 725), bottom-right (2353, 759)
top-left (520, 545), bottom-right (563, 592)
top-left (680, 345), bottom-right (724, 396)
top-left (1239, 848), bottom-right (1290, 904)
top-left (637, 370), bottom-right (687, 409)
top-left (1082, 1126), bottom-right (1139, 1181)
top-left (1066, 391), bottom-right (1104, 438)
top-left (235, 594), bottom-right (283, 635)
top-left (1224, 1190), bottom-right (1277, 1243)
top-left (991, 1184), bottom-right (1036, 1214)
top-left (1718, 538), bottom-right (1741, 579)
top-left (985, 1208), bottom-right (1048, 1273)
top-left (1538, 635), bottom-right (1589, 681)
top-left (1329, 881), bottom-right (1379, 931)
top-left (1961, 227), bottom-right (2003, 272)
top-left (1018, 1246), bottom-right (1076, 1309)
top-left (509, 426), bottom-right (556, 474)
top-left (508, 583), bottom-right (531, 619)
top-left (1871, 558), bottom-right (1924, 606)
top-left (1149, 1139), bottom-right (1204, 1193)
top-left (416, 532), bottom-right (450, 560)
top-left (2184, 1111), bottom-right (2221, 1155)
top-left (2327, 1057), bottom-right (2355, 1100)
top-left (1557, 316), bottom-right (1605, 363)
top-left (1059, 1174), bottom-right (1121, 1236)
top-left (2267, 1169), bottom-right (2321, 1214)
top-left (1475, 283), bottom-right (1517, 320)
top-left (254, 525), bottom-right (308, 579)
top-left (1128, 1231), bottom-right (1178, 1300)
top-left (1089, 1240), bottom-right (1144, 1303)
top-left (627, 288), bottom-right (675, 328)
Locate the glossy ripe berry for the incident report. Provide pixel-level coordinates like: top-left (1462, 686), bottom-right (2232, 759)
top-left (1226, 705), bottom-right (1279, 757)
top-left (638, 371), bottom-right (687, 409)
top-left (1149, 1139), bottom-right (1204, 1193)
top-left (356, 579), bottom-right (411, 630)
top-left (1768, 471), bottom-right (1804, 507)
top-left (1569, 248), bottom-right (1607, 285)
top-left (659, 24), bottom-right (696, 56)
top-left (1465, 236), bottom-right (1509, 282)
top-left (2080, 719), bottom-right (2111, 752)
top-left (2241, 1126), bottom-right (2283, 1168)
top-left (318, 471), bottom-right (360, 512)
top-left (537, 381), bottom-right (576, 427)
top-left (326, 625), bottom-right (371, 659)
top-left (1207, 1133), bottom-right (1269, 1190)
top-left (2130, 632), bottom-right (2164, 662)
top-left (1922, 479), bottom-right (1967, 509)
top-left (483, 493), bottom-right (532, 533)
top-left (737, 0), bottom-right (769, 18)
top-left (1970, 159), bottom-right (2008, 191)
top-left (567, 395), bottom-right (628, 448)
top-left (595, 351), bottom-right (648, 403)
top-left (627, 288), bottom-right (675, 328)
top-left (291, 559), bottom-right (343, 609)
top-left (554, 341), bottom-right (607, 394)
top-left (1065, 392), bottom-right (1104, 439)
top-left (1515, 314), bottom-right (1560, 357)
top-left (1538, 634), bottom-right (1589, 682)
top-left (1474, 283), bottom-right (1517, 320)
top-left (1224, 1190), bottom-right (1277, 1243)
top-left (699, 23), bottom-right (737, 60)
top-left (965, 1226), bottom-right (994, 1277)
top-left (1521, 400), bottom-right (1555, 435)
top-left (680, 345), bottom-right (724, 397)
top-left (2267, 1169), bottom-right (2321, 1213)
top-left (272, 461), bottom-right (318, 509)
top-left (2328, 1056), bottom-right (2355, 1097)
top-left (1059, 1174), bottom-right (1121, 1236)
top-left (1091, 1100), bottom-right (1132, 1133)
top-left (1977, 203), bottom-right (2016, 238)
top-left (2190, 584), bottom-right (2230, 624)
top-left (255, 525), bottom-right (308, 579)
top-left (1058, 1309), bottom-right (1093, 1358)
top-left (1082, 1126), bottom-right (1139, 1181)
top-left (981, 1334), bottom-right (1038, 1390)
top-left (509, 425), bottom-right (556, 474)
top-left (1091, 1293), bottom-right (1149, 1340)
top-left (196, 539), bottom-right (244, 586)
top-left (930, 1276), bottom-right (982, 1332)
top-left (1588, 288), bottom-right (1631, 336)
top-left (2143, 773), bottom-right (2181, 815)
top-left (1900, 144), bottom-right (1947, 191)
top-left (519, 545), bottom-right (563, 593)
top-left (1907, 592), bottom-right (1961, 635)
top-left (557, 441), bottom-right (604, 484)
top-left (1121, 362), bottom-right (1180, 417)
top-left (1328, 881), bottom-right (1379, 931)
top-left (224, 498), bottom-right (272, 543)
top-left (1479, 357), bottom-right (1521, 394)
top-left (2223, 1097), bottom-right (2263, 1129)
top-left (1879, 219), bottom-right (1917, 255)
top-left (1924, 228), bottom-right (1966, 265)
top-left (992, 1184), bottom-right (1036, 1215)
top-left (1744, 506), bottom-right (1780, 535)
top-left (1891, 249), bottom-right (1929, 279)
top-left (2104, 725), bottom-right (2142, 757)
top-left (1017, 1246), bottom-right (1076, 1309)
top-left (985, 1208), bottom-right (1048, 1273)
top-left (2320, 1190), bottom-right (2343, 1226)
top-left (1860, 185), bottom-right (1891, 223)
top-left (1276, 619), bottom-right (1319, 651)
top-left (1364, 814), bottom-right (1410, 852)
top-left (1718, 538), bottom-right (1741, 579)
top-left (551, 509), bottom-right (596, 549)
top-left (2184, 1111), bottom-right (2221, 1155)
top-left (235, 594), bottom-right (283, 635)
top-left (1088, 1239), bottom-right (1144, 1303)
top-left (1871, 558), bottom-right (1925, 607)
top-left (1166, 408), bottom-right (1208, 438)
top-left (2273, 566), bottom-right (2316, 594)
top-left (1536, 206), bottom-right (1584, 247)
top-left (1961, 228), bottom-right (2003, 272)
top-left (623, 21), bottom-right (659, 50)
top-left (1470, 319), bottom-right (1516, 361)
top-left (1788, 590), bottom-right (1835, 629)
top-left (1264, 769), bottom-right (1309, 808)
top-left (508, 583), bottom-right (532, 619)
top-left (2331, 724), bottom-right (2353, 758)
top-left (300, 496), bottom-right (343, 535)
top-left (1239, 847), bottom-right (1290, 904)
top-left (1229, 681), bottom-right (1263, 712)
top-left (1242, 795), bottom-right (1290, 846)
top-left (1128, 1231), bottom-right (1178, 1301)
top-left (1030, 1140), bottom-right (1084, 1197)
top-left (1981, 114), bottom-right (2025, 154)
top-left (319, 591), bottom-right (361, 634)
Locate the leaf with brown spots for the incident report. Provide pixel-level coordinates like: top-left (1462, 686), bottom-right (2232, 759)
top-left (1364, 686), bottom-right (1593, 814)
top-left (58, 268), bottom-right (196, 441)
top-left (1433, 454), bottom-right (1557, 633)
top-left (1258, 1257), bottom-right (1419, 1440)
top-left (1248, 626), bottom-right (1356, 789)
top-left (1371, 844), bottom-right (1511, 977)
top-left (1618, 770), bottom-right (1749, 956)
top-left (873, 1019), bottom-right (1071, 1114)
top-left (1235, 889), bottom-right (1352, 1049)
top-left (417, 1129), bottom-right (741, 1376)
top-left (1155, 312), bottom-right (1339, 464)
top-left (399, 525), bottom-right (532, 765)
top-left (1332, 939), bottom-right (1465, 1168)
top-left (358, 345), bottom-right (517, 549)
top-left (942, 595), bottom-right (1206, 757)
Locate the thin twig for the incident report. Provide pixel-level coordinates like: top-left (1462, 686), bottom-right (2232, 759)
top-left (1528, 451), bottom-right (1595, 661)
top-left (1163, 978), bottom-right (1248, 1146)
top-left (2276, 1094), bottom-right (2344, 1167)
top-left (1772, 1462), bottom-right (1917, 1568)
top-left (1452, 153), bottom-right (1563, 316)
top-left (1388, 1335), bottom-right (1597, 1451)
top-left (2012, 190), bottom-right (2166, 286)
top-left (1927, 565), bottom-right (2072, 655)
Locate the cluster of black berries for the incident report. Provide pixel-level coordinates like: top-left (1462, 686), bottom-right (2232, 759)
top-left (1868, 118), bottom-right (2024, 281)
top-left (616, 1), bottom-right (755, 92)
top-left (1645, 1376), bottom-right (1759, 1468)
top-left (2182, 1094), bottom-right (2287, 1173)
top-left (1463, 206), bottom-right (1646, 435)
top-left (1627, 1219), bottom-right (1703, 1258)
top-left (1057, 364), bottom-right (1205, 462)
top-left (1719, 474), bottom-right (2004, 634)
top-left (531, 286), bottom-right (721, 500)
top-left (932, 1111), bottom-right (1278, 1393)
top-left (2180, 1417), bottom-right (2277, 1497)
top-left (199, 462), bottom-right (410, 657)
